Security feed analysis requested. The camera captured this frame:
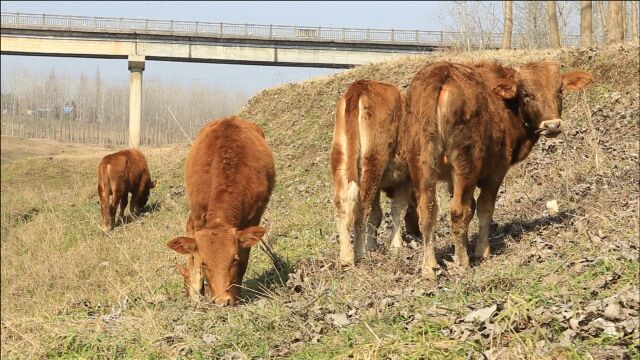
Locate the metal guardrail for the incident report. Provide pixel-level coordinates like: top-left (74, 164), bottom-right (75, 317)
top-left (1, 12), bottom-right (581, 49)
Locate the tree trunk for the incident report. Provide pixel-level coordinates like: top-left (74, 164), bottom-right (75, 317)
top-left (548, 1), bottom-right (561, 47)
top-left (632, 0), bottom-right (639, 45)
top-left (502, 0), bottom-right (513, 49)
top-left (596, 1), bottom-right (607, 43)
top-left (607, 0), bottom-right (625, 44)
top-left (581, 1), bottom-right (593, 47)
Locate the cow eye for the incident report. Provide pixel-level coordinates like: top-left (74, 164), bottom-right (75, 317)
top-left (232, 254), bottom-right (240, 264)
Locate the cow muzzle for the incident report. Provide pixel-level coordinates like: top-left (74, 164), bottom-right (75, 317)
top-left (537, 119), bottom-right (563, 138)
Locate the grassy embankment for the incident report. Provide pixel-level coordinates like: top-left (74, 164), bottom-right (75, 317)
top-left (1, 46), bottom-right (638, 359)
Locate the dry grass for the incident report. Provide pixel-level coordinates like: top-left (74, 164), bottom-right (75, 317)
top-left (1, 46), bottom-right (639, 359)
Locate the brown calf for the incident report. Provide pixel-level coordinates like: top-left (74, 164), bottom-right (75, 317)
top-left (330, 80), bottom-right (414, 266)
top-left (167, 116), bottom-right (275, 305)
top-left (404, 61), bottom-right (592, 278)
top-left (97, 149), bottom-right (155, 230)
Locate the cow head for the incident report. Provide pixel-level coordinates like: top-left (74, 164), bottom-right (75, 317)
top-left (511, 62), bottom-right (592, 138)
top-left (167, 224), bottom-right (265, 305)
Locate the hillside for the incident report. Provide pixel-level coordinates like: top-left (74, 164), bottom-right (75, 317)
top-left (1, 46), bottom-right (639, 359)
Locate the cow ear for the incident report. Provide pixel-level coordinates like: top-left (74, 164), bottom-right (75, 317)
top-left (493, 79), bottom-right (517, 99)
top-left (167, 237), bottom-right (197, 254)
top-left (236, 226), bottom-right (267, 249)
top-left (562, 71), bottom-right (593, 91)
top-left (150, 180), bottom-right (157, 188)
top-left (176, 263), bottom-right (190, 278)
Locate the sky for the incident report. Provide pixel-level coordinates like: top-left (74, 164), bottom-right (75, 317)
top-left (0, 1), bottom-right (449, 96)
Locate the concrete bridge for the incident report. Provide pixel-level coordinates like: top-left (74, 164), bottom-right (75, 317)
top-left (0, 12), bottom-right (580, 147)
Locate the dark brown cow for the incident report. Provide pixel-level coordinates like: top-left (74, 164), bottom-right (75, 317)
top-left (167, 116), bottom-right (275, 305)
top-left (97, 149), bottom-right (156, 230)
top-left (330, 80), bottom-right (411, 266)
top-left (404, 61), bottom-right (592, 278)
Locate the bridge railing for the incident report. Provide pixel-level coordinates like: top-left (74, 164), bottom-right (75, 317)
top-left (1, 12), bottom-right (581, 49)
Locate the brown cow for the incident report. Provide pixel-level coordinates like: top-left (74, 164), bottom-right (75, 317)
top-left (404, 61), bottom-right (592, 278)
top-left (97, 149), bottom-right (156, 230)
top-left (167, 116), bottom-right (275, 305)
top-left (330, 80), bottom-right (413, 266)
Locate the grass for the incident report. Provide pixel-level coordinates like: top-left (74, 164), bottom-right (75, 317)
top-left (2, 46), bottom-right (639, 359)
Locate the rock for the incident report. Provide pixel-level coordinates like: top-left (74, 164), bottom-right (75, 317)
top-left (202, 333), bottom-right (218, 345)
top-left (546, 200), bottom-right (559, 215)
top-left (326, 313), bottom-right (350, 328)
top-left (603, 302), bottom-right (622, 321)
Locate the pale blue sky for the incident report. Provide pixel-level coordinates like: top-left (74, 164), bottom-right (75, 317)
top-left (1, 1), bottom-right (449, 95)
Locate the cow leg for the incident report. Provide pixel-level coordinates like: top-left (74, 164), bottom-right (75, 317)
top-left (416, 180), bottom-right (438, 279)
top-left (390, 185), bottom-right (410, 252)
top-left (449, 178), bottom-right (475, 269)
top-left (366, 191), bottom-right (382, 252)
top-left (118, 192), bottom-right (129, 224)
top-left (98, 188), bottom-right (112, 231)
top-left (404, 193), bottom-right (421, 240)
top-left (475, 182), bottom-right (500, 259)
top-left (184, 213), bottom-right (205, 298)
top-left (336, 183), bottom-right (356, 267)
top-left (355, 163), bottom-right (384, 260)
top-left (109, 188), bottom-right (120, 228)
top-left (186, 252), bottom-right (205, 301)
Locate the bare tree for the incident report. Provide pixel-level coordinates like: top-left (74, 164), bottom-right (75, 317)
top-left (632, 0), bottom-right (639, 45)
top-left (548, 1), bottom-right (561, 47)
top-left (502, 0), bottom-right (513, 48)
top-left (607, 0), bottom-right (625, 44)
top-left (581, 1), bottom-right (593, 46)
top-left (596, 0), bottom-right (608, 43)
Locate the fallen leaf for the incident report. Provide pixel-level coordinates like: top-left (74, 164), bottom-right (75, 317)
top-left (464, 304), bottom-right (497, 323)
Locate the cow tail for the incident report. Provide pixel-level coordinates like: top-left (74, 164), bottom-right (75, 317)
top-left (341, 88), bottom-right (362, 229)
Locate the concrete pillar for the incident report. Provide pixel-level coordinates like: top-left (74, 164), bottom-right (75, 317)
top-left (128, 55), bottom-right (145, 148)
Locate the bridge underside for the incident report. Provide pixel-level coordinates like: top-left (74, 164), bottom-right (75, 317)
top-left (1, 28), bottom-right (435, 68)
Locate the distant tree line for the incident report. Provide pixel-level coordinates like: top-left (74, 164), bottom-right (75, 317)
top-left (444, 1), bottom-right (639, 50)
top-left (1, 67), bottom-right (247, 146)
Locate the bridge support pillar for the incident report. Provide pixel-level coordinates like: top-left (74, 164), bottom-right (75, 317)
top-left (128, 55), bottom-right (145, 148)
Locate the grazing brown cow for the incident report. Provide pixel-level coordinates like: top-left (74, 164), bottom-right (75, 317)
top-left (97, 149), bottom-right (156, 230)
top-left (331, 80), bottom-right (416, 266)
top-left (167, 116), bottom-right (275, 305)
top-left (404, 61), bottom-right (592, 278)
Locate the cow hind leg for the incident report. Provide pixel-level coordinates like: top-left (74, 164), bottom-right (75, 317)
top-left (354, 152), bottom-right (387, 258)
top-left (98, 189), bottom-right (112, 231)
top-left (475, 183), bottom-right (500, 259)
top-left (449, 179), bottom-right (475, 269)
top-left (366, 192), bottom-right (382, 252)
top-left (355, 162), bottom-right (384, 260)
top-left (109, 188), bottom-right (121, 229)
top-left (337, 181), bottom-right (358, 267)
top-left (416, 180), bottom-right (439, 279)
top-left (390, 185), bottom-right (410, 253)
top-left (118, 193), bottom-right (129, 225)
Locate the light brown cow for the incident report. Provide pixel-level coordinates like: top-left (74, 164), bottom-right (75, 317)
top-left (97, 149), bottom-right (156, 230)
top-left (404, 61), bottom-right (592, 278)
top-left (167, 116), bottom-right (275, 305)
top-left (330, 80), bottom-right (412, 266)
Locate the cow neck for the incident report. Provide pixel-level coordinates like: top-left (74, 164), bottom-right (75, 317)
top-left (204, 190), bottom-right (243, 229)
top-left (505, 98), bottom-right (541, 164)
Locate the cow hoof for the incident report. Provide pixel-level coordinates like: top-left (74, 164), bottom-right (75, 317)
top-left (454, 255), bottom-right (470, 269)
top-left (339, 251), bottom-right (356, 268)
top-left (389, 246), bottom-right (402, 257)
top-left (421, 267), bottom-right (437, 280)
